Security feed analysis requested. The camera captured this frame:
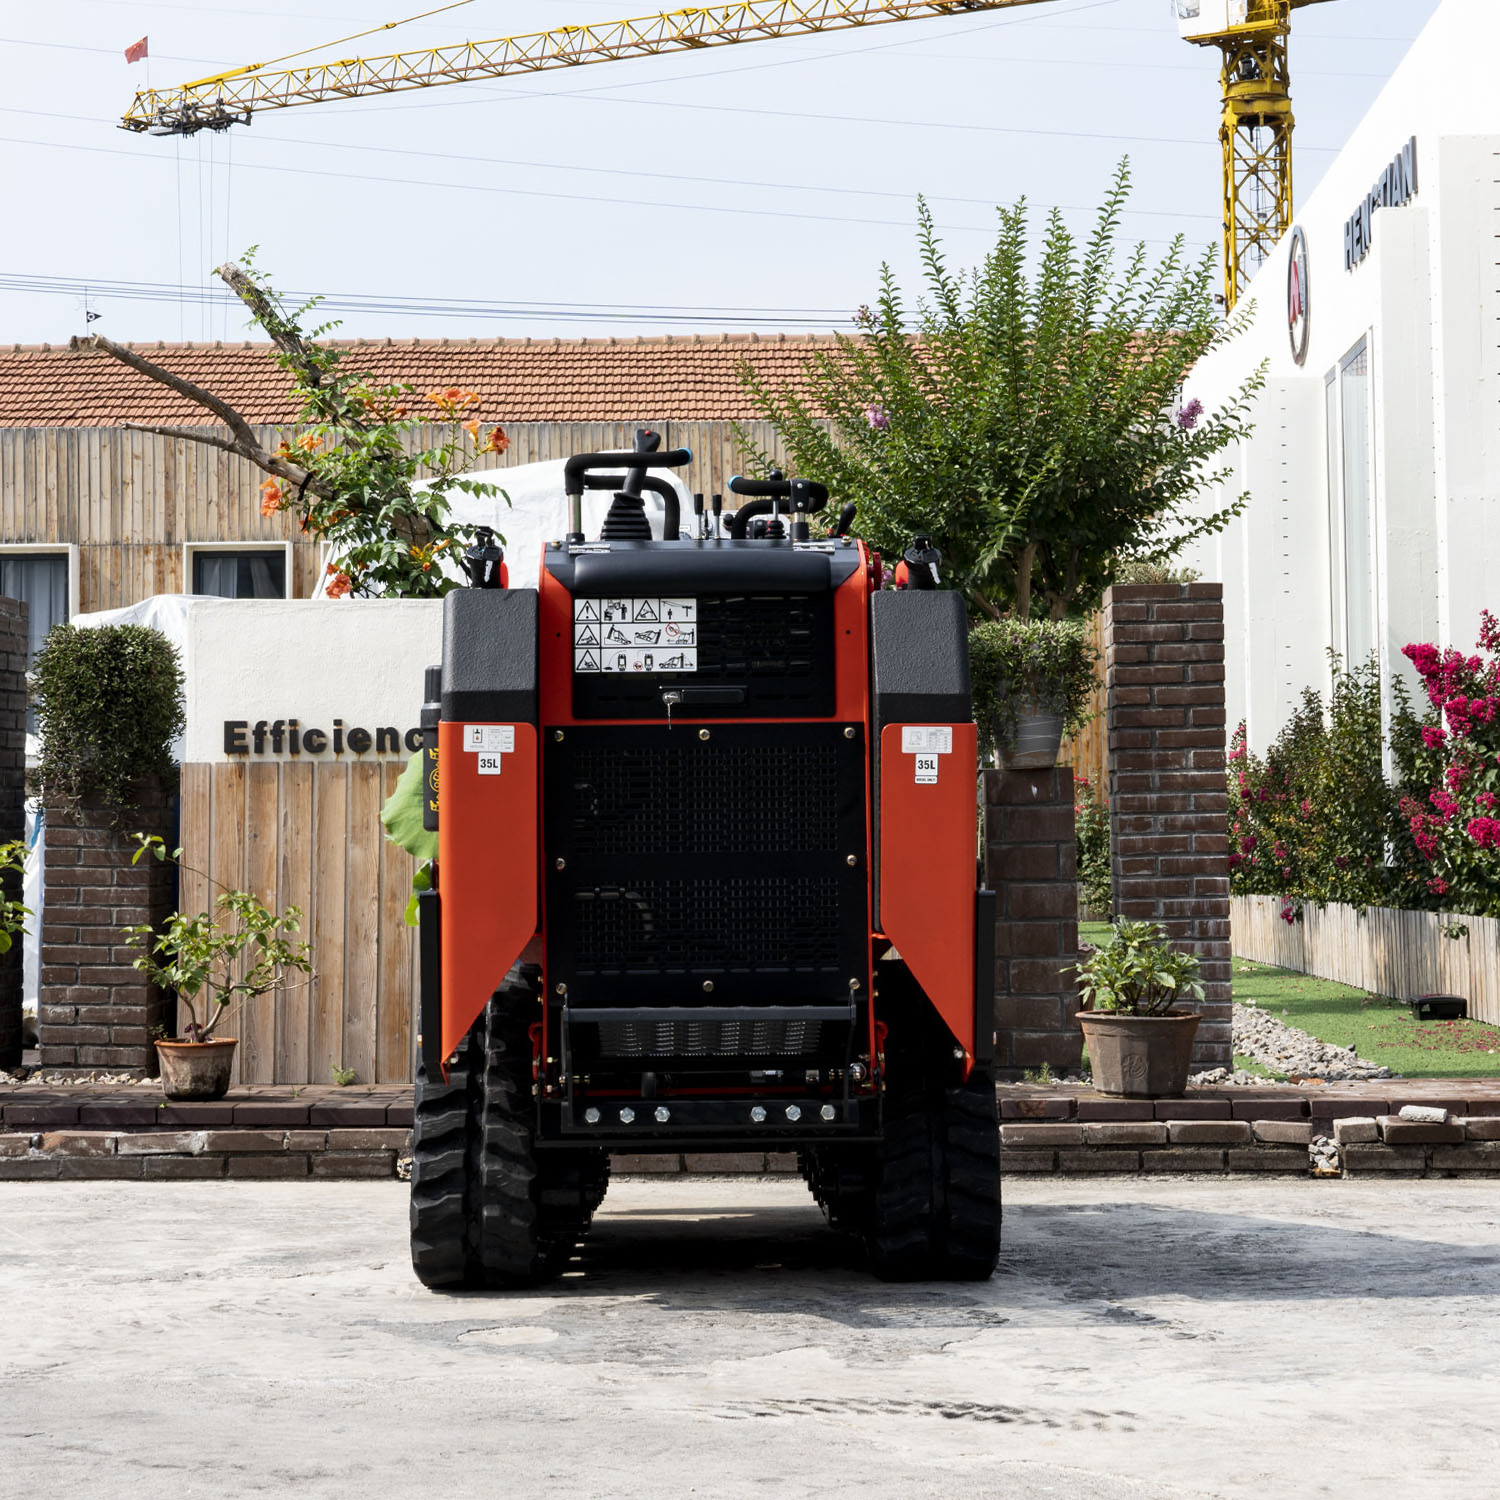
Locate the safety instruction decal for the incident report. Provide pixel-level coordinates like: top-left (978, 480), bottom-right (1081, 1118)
top-left (464, 723), bottom-right (514, 775)
top-left (574, 596), bottom-right (697, 673)
top-left (901, 725), bottom-right (953, 786)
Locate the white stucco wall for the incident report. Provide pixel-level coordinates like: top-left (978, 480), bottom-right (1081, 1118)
top-left (75, 596), bottom-right (444, 764)
top-left (183, 598), bottom-right (443, 763)
top-left (1180, 0), bottom-right (1500, 749)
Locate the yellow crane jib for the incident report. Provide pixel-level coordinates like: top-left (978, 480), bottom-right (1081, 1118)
top-left (119, 0), bottom-right (1054, 136)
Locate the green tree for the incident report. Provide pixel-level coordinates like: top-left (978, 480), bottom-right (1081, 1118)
top-left (74, 256), bottom-right (509, 599)
top-left (741, 162), bottom-right (1263, 619)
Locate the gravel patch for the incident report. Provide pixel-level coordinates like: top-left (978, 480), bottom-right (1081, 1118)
top-left (1229, 1001), bottom-right (1394, 1081)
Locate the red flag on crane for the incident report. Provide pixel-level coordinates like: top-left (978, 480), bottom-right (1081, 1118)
top-left (124, 37), bottom-right (148, 63)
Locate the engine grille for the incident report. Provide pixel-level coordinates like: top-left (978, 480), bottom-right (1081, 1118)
top-left (545, 722), bottom-right (866, 1007)
top-left (591, 1015), bottom-right (826, 1059)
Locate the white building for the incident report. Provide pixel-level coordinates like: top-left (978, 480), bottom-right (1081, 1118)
top-left (1182, 0), bottom-right (1499, 748)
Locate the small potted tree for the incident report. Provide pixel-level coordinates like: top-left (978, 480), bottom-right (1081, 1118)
top-left (125, 837), bottom-right (313, 1100)
top-left (1071, 920), bottom-right (1204, 1096)
top-left (969, 617), bottom-right (1099, 769)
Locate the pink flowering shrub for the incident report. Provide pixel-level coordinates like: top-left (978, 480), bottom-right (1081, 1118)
top-left (1394, 612), bottom-right (1500, 915)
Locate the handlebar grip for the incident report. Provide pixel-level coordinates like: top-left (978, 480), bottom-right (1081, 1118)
top-left (728, 474), bottom-right (830, 507)
top-left (564, 447), bottom-right (691, 495)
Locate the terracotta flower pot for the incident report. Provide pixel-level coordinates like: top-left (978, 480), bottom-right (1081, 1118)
top-left (155, 1038), bottom-right (238, 1100)
top-left (1077, 1011), bottom-right (1200, 1098)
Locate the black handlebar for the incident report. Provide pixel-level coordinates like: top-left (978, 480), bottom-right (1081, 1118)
top-left (564, 442), bottom-right (691, 496)
top-left (728, 474), bottom-right (829, 508)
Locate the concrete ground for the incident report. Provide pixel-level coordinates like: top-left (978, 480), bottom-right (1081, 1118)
top-left (1, 1177), bottom-right (1497, 1499)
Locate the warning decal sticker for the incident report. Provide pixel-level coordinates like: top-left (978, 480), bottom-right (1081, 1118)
top-left (574, 598), bottom-right (697, 673)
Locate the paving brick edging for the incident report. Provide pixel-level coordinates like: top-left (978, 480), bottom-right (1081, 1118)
top-left (5, 1083), bottom-right (1500, 1179)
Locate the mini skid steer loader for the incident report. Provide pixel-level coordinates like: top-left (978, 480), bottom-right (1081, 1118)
top-left (410, 429), bottom-right (1001, 1288)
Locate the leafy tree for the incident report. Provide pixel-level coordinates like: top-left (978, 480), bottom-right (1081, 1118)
top-left (741, 162), bottom-right (1263, 619)
top-left (73, 256), bottom-right (509, 599)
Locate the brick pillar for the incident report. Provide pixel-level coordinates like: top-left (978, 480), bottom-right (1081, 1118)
top-left (38, 780), bottom-right (175, 1075)
top-left (984, 767), bottom-right (1082, 1081)
top-left (0, 598), bottom-right (25, 1070)
top-left (1104, 583), bottom-right (1231, 1068)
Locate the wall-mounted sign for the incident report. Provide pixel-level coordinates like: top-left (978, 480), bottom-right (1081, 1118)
top-left (223, 718), bottom-right (422, 757)
top-left (1287, 226), bottom-right (1310, 366)
top-left (1344, 136), bottom-right (1418, 271)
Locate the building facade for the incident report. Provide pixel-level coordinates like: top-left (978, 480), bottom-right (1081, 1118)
top-left (1180, 0), bottom-right (1499, 749)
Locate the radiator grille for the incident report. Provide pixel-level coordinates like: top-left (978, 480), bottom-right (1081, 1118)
top-left (546, 722), bottom-right (866, 1005)
top-left (574, 876), bottom-right (841, 974)
top-left (566, 741), bottom-right (839, 857)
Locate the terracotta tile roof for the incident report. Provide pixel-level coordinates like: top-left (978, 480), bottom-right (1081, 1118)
top-left (0, 333), bottom-right (839, 428)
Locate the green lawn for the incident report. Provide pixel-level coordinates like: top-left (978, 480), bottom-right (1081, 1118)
top-left (1075, 917), bottom-right (1500, 1078)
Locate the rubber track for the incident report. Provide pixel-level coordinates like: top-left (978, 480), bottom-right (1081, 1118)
top-left (409, 1047), bottom-right (479, 1289)
top-left (474, 982), bottom-right (610, 1288)
top-left (410, 973), bottom-right (610, 1290)
top-left (867, 1076), bottom-right (1001, 1282)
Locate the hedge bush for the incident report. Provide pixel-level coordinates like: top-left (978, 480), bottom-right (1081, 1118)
top-left (968, 617), bottom-right (1098, 761)
top-left (31, 624), bottom-right (184, 812)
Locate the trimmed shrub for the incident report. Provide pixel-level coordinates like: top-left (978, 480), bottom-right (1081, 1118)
top-left (31, 624), bottom-right (184, 812)
top-left (969, 617), bottom-right (1097, 761)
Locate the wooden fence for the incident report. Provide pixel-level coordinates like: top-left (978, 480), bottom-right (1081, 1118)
top-left (1058, 609), bottom-right (1107, 798)
top-left (1231, 893), bottom-right (1500, 1027)
top-left (180, 760), bottom-right (419, 1085)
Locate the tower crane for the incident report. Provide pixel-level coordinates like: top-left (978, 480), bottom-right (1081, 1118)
top-left (121, 0), bottom-right (1344, 307)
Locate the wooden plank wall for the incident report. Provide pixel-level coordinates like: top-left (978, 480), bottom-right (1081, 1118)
top-left (1231, 893), bottom-right (1500, 1027)
top-left (1059, 610), bottom-right (1108, 800)
top-left (0, 420), bottom-right (789, 614)
top-left (180, 760), bottom-right (418, 1085)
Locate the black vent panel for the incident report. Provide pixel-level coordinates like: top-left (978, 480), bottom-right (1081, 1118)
top-left (545, 723), bottom-right (867, 1006)
top-left (566, 741), bottom-right (839, 857)
top-left (589, 1015), bottom-right (827, 1059)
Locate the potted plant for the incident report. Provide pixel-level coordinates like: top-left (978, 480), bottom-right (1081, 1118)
top-left (969, 617), bottom-right (1099, 769)
top-left (125, 836), bottom-right (313, 1100)
top-left (1071, 920), bottom-right (1204, 1097)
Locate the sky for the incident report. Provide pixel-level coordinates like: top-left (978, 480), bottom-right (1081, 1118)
top-left (0, 0), bottom-right (1443, 345)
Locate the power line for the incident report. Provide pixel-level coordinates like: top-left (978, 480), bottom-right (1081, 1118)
top-left (0, 134), bottom-right (1219, 246)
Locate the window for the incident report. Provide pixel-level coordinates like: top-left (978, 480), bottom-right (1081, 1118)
top-left (0, 549), bottom-right (73, 734)
top-left (1324, 372), bottom-right (1343, 654)
top-left (1339, 340), bottom-right (1375, 665)
top-left (188, 547), bottom-right (289, 599)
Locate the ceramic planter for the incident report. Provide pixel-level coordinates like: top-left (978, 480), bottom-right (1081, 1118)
top-left (155, 1038), bottom-right (238, 1100)
top-left (1077, 1011), bottom-right (1200, 1097)
top-left (999, 699), bottom-right (1066, 770)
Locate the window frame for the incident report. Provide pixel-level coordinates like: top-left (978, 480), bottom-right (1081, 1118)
top-left (0, 543), bottom-right (80, 629)
top-left (182, 541), bottom-right (294, 600)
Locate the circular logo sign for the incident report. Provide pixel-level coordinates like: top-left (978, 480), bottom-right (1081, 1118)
top-left (1287, 226), bottom-right (1310, 366)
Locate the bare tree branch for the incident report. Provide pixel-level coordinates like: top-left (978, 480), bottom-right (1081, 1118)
top-left (70, 334), bottom-right (328, 497)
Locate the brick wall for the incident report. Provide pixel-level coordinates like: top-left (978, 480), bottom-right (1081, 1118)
top-left (1103, 583), bottom-right (1231, 1068)
top-left (39, 781), bottom-right (175, 1074)
top-left (984, 767), bottom-right (1082, 1080)
top-left (0, 598), bottom-right (24, 1070)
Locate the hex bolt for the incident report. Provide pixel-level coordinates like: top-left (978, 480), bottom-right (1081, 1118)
top-left (820, 1105), bottom-right (836, 1122)
top-left (785, 1105), bottom-right (802, 1122)
top-left (654, 1106), bottom-right (671, 1124)
top-left (584, 1107), bottom-right (601, 1124)
top-left (619, 1107), bottom-right (636, 1124)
